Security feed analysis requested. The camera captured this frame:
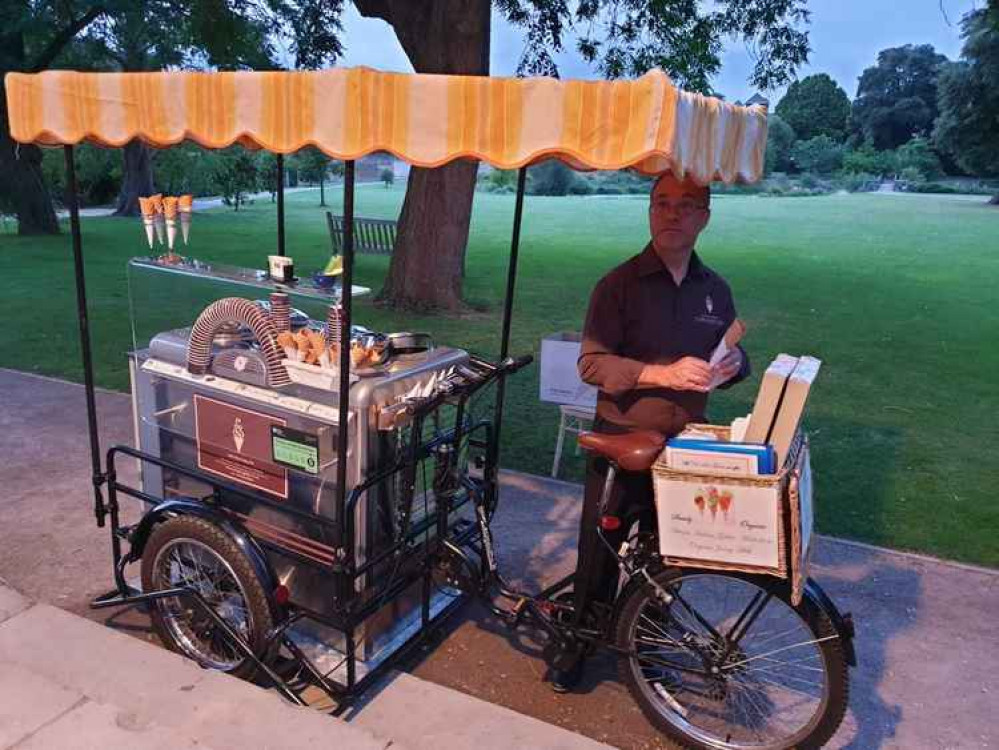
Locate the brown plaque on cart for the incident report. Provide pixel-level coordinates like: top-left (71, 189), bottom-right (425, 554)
top-left (194, 395), bottom-right (288, 499)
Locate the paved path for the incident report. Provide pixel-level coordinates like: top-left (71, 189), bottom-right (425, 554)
top-left (1, 368), bottom-right (996, 749)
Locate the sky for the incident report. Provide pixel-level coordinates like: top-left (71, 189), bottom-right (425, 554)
top-left (331, 0), bottom-right (983, 105)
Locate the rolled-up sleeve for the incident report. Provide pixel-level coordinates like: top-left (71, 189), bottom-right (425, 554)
top-left (577, 274), bottom-right (645, 396)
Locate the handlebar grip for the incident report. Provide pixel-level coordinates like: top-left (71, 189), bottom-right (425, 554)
top-left (501, 354), bottom-right (534, 373)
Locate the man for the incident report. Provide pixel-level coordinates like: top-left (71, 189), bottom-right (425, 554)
top-left (551, 173), bottom-right (749, 692)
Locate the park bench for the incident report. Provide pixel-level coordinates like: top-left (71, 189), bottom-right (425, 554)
top-left (326, 211), bottom-right (397, 255)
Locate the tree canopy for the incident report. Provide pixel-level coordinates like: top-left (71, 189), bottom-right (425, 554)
top-left (352, 0), bottom-right (813, 310)
top-left (851, 44), bottom-right (948, 150)
top-left (935, 9), bottom-right (999, 194)
top-left (774, 73), bottom-right (850, 142)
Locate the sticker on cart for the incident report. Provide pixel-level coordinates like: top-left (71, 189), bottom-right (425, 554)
top-left (271, 425), bottom-right (320, 475)
top-left (194, 395), bottom-right (288, 499)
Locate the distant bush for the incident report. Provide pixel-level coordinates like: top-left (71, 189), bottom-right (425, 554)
top-left (791, 135), bottom-right (844, 175)
top-left (529, 161), bottom-right (578, 196)
top-left (896, 137), bottom-right (944, 180)
top-left (835, 171), bottom-right (879, 192)
top-left (898, 166), bottom-right (927, 185)
top-left (842, 141), bottom-right (897, 176)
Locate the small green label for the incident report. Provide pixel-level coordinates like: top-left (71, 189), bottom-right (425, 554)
top-left (271, 426), bottom-right (319, 474)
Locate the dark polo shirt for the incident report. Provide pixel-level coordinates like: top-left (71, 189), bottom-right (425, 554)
top-left (578, 244), bottom-right (749, 437)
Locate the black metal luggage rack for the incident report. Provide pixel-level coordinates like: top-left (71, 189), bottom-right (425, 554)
top-left (91, 350), bottom-right (533, 708)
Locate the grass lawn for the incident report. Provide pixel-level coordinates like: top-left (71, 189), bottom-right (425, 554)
top-left (2, 186), bottom-right (997, 567)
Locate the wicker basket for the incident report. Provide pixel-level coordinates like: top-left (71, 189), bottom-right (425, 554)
top-left (652, 424), bottom-right (813, 603)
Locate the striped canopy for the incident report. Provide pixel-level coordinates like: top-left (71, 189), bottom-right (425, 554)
top-left (5, 67), bottom-right (767, 184)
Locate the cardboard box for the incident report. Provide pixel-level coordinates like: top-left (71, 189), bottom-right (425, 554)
top-left (539, 332), bottom-right (597, 409)
top-left (653, 475), bottom-right (783, 571)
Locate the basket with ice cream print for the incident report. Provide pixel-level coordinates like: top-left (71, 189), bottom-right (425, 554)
top-left (651, 424), bottom-right (814, 605)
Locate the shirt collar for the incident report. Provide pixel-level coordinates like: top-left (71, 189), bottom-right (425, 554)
top-left (636, 244), bottom-right (709, 282)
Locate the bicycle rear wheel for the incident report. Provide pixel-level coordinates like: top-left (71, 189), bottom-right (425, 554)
top-left (615, 569), bottom-right (848, 750)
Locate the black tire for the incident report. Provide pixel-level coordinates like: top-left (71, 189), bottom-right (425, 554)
top-left (615, 568), bottom-right (848, 750)
top-left (140, 516), bottom-right (274, 679)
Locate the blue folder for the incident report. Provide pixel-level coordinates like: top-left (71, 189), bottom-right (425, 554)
top-left (666, 438), bottom-right (777, 474)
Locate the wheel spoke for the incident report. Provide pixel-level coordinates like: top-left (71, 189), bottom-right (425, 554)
top-left (625, 572), bottom-right (838, 749)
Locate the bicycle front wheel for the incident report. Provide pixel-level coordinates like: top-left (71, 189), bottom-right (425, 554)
top-left (615, 569), bottom-right (848, 750)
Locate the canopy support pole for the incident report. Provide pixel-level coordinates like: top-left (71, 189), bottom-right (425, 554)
top-left (490, 166), bottom-right (528, 476)
top-left (335, 160), bottom-right (356, 528)
top-left (276, 154), bottom-right (286, 256)
top-left (64, 145), bottom-right (105, 526)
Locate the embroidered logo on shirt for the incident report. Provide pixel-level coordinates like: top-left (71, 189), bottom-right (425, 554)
top-left (705, 295), bottom-right (714, 314)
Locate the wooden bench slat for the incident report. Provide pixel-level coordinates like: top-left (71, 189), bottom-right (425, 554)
top-left (326, 211), bottom-right (398, 255)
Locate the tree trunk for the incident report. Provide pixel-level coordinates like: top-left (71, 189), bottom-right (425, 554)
top-left (1, 62), bottom-right (58, 235)
top-left (357, 0), bottom-right (490, 310)
top-left (114, 140), bottom-right (155, 216)
top-left (379, 162), bottom-right (479, 310)
top-left (319, 175), bottom-right (326, 206)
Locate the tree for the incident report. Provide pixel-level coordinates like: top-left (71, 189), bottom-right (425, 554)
top-left (74, 2), bottom-right (304, 217)
top-left (353, 0), bottom-right (811, 310)
top-left (380, 167), bottom-right (395, 189)
top-left (935, 9), bottom-right (999, 203)
top-left (774, 73), bottom-right (850, 141)
top-left (296, 147), bottom-right (332, 205)
top-left (765, 114), bottom-right (796, 173)
top-left (790, 135), bottom-right (843, 174)
top-left (1, 2), bottom-right (107, 234)
top-left (851, 44), bottom-right (948, 150)
top-left (210, 148), bottom-right (260, 211)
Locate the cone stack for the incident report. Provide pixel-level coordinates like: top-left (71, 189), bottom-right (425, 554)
top-left (270, 293), bottom-right (291, 333)
top-left (326, 304), bottom-right (344, 349)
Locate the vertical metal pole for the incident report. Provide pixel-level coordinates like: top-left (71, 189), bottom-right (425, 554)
top-left (498, 168), bottom-right (527, 360)
top-left (276, 154), bottom-right (286, 256)
top-left (336, 161), bottom-right (355, 534)
top-left (64, 145), bottom-right (105, 526)
top-left (489, 167), bottom-right (528, 475)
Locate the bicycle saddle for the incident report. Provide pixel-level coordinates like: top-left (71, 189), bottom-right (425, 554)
top-left (577, 430), bottom-right (665, 472)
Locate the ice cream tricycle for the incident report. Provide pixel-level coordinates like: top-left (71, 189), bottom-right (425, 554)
top-left (6, 68), bottom-right (854, 749)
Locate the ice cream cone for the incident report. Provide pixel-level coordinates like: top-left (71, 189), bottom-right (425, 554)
top-left (163, 197), bottom-right (178, 252)
top-left (178, 194), bottom-right (193, 245)
top-left (138, 197), bottom-right (156, 249)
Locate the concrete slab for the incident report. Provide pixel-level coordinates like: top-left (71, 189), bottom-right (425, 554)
top-left (0, 584), bottom-right (30, 624)
top-left (13, 700), bottom-right (208, 750)
top-left (347, 670), bottom-right (613, 750)
top-left (0, 603), bottom-right (392, 750)
top-left (0, 661), bottom-right (85, 748)
top-left (0, 603), bottom-right (214, 721)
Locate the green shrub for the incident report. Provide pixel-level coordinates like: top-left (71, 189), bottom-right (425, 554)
top-left (836, 171), bottom-right (879, 192)
top-left (898, 166), bottom-right (927, 185)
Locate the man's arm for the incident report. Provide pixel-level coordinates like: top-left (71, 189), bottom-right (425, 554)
top-left (578, 275), bottom-right (713, 395)
top-left (577, 275), bottom-right (646, 396)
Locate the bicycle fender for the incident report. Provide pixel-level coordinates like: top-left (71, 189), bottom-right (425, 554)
top-left (805, 578), bottom-right (857, 667)
top-left (129, 499), bottom-right (281, 616)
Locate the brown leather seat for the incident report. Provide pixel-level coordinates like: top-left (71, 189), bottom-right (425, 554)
top-left (577, 430), bottom-right (665, 472)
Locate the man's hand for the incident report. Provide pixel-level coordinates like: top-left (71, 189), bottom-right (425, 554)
top-left (712, 349), bottom-right (743, 387)
top-left (640, 357), bottom-right (713, 392)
